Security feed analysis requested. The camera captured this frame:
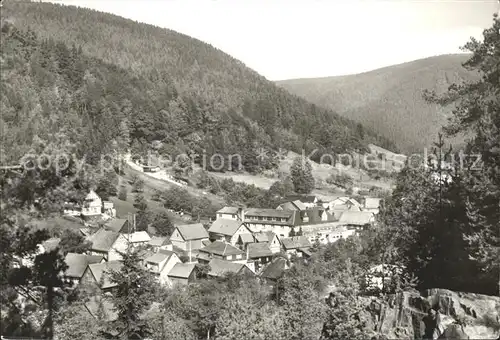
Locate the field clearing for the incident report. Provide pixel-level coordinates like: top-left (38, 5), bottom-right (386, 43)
top-left (208, 150), bottom-right (395, 195)
top-left (209, 172), bottom-right (277, 190)
top-left (125, 163), bottom-right (225, 206)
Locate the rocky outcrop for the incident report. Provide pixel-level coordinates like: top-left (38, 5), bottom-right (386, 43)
top-left (361, 289), bottom-right (500, 339)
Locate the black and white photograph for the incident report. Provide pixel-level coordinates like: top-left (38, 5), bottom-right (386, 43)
top-left (0, 0), bottom-right (499, 339)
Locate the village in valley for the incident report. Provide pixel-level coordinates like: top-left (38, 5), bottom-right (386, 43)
top-left (1, 1), bottom-right (499, 339)
top-left (54, 171), bottom-right (383, 294)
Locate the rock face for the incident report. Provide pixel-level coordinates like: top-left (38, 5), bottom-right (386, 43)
top-left (361, 289), bottom-right (500, 339)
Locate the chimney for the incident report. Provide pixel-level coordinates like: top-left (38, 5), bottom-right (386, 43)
top-left (238, 207), bottom-right (245, 222)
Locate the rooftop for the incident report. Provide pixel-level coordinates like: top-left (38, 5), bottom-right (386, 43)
top-left (168, 263), bottom-right (196, 279)
top-left (338, 211), bottom-right (375, 226)
top-left (126, 231), bottom-right (151, 243)
top-left (277, 200), bottom-right (307, 211)
top-left (208, 259), bottom-right (251, 277)
top-left (87, 261), bottom-right (123, 289)
top-left (247, 242), bottom-right (274, 259)
top-left (145, 252), bottom-right (171, 264)
top-left (85, 190), bottom-right (101, 202)
top-left (281, 236), bottom-right (311, 250)
top-left (330, 197), bottom-right (361, 207)
top-left (148, 236), bottom-right (170, 247)
top-left (286, 195), bottom-right (317, 203)
top-left (238, 233), bottom-right (255, 244)
top-left (245, 208), bottom-right (294, 219)
top-left (104, 218), bottom-right (129, 233)
top-left (208, 219), bottom-right (246, 236)
top-left (176, 223), bottom-right (209, 241)
top-left (87, 229), bottom-right (120, 252)
top-left (217, 206), bottom-right (240, 215)
top-left (253, 231), bottom-right (276, 243)
top-left (199, 241), bottom-right (244, 256)
top-left (64, 253), bottom-right (102, 278)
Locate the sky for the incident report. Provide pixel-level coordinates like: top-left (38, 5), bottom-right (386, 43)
top-left (53, 0), bottom-right (499, 80)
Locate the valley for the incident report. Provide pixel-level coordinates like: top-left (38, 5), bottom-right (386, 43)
top-left (0, 1), bottom-right (499, 340)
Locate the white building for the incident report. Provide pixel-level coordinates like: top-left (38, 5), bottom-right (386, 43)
top-left (363, 197), bottom-right (382, 215)
top-left (81, 190), bottom-right (102, 217)
top-left (311, 226), bottom-right (356, 245)
top-left (216, 207), bottom-right (242, 220)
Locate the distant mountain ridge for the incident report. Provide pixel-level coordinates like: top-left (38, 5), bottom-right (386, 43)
top-left (277, 54), bottom-right (479, 153)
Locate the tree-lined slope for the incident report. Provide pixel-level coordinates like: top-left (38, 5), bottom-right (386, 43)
top-left (1, 1), bottom-right (396, 171)
top-left (277, 55), bottom-right (479, 153)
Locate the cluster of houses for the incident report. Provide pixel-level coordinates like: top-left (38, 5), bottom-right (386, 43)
top-left (31, 190), bottom-right (383, 321)
top-left (59, 193), bottom-right (381, 290)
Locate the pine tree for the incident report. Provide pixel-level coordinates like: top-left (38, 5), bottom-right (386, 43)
top-left (107, 248), bottom-right (156, 339)
top-left (290, 156), bottom-right (315, 194)
top-left (424, 14), bottom-right (500, 295)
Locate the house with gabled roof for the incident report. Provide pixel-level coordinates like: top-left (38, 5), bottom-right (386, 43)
top-left (144, 250), bottom-right (181, 285)
top-left (81, 261), bottom-right (123, 292)
top-left (246, 243), bottom-right (274, 270)
top-left (236, 233), bottom-right (255, 248)
top-left (281, 236), bottom-right (312, 258)
top-left (87, 229), bottom-right (128, 261)
top-left (328, 197), bottom-right (361, 210)
top-left (63, 253), bottom-right (104, 286)
top-left (197, 241), bottom-right (246, 264)
top-left (338, 211), bottom-right (375, 230)
top-left (244, 208), bottom-right (300, 238)
top-left (276, 200), bottom-right (307, 211)
top-left (208, 219), bottom-right (252, 246)
top-left (330, 203), bottom-right (361, 220)
top-left (167, 263), bottom-right (197, 286)
top-left (170, 223), bottom-right (209, 251)
top-left (252, 231), bottom-right (281, 254)
top-left (285, 195), bottom-right (319, 208)
top-left (299, 207), bottom-right (334, 225)
top-left (104, 218), bottom-right (131, 233)
top-left (207, 258), bottom-right (254, 278)
top-left (81, 190), bottom-right (102, 219)
top-left (125, 231), bottom-right (151, 247)
top-left (216, 206), bottom-right (242, 220)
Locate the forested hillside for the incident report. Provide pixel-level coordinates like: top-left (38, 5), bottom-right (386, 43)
top-left (277, 55), bottom-right (479, 153)
top-left (1, 1), bottom-right (396, 172)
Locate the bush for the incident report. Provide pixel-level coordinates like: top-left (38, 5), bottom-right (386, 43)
top-left (151, 189), bottom-right (162, 201)
top-left (118, 186), bottom-right (128, 201)
top-left (132, 178), bottom-right (145, 193)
